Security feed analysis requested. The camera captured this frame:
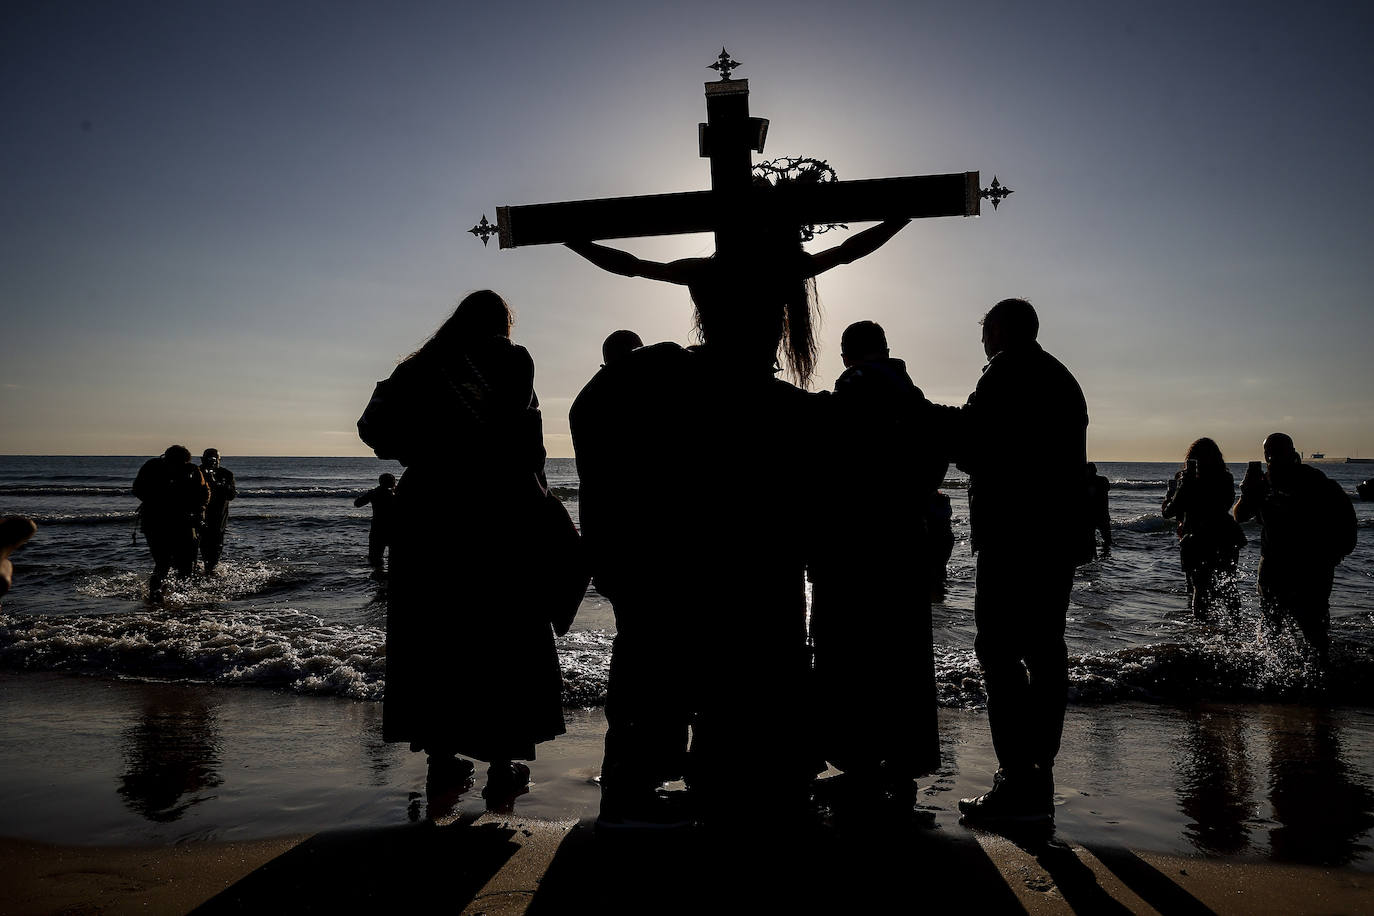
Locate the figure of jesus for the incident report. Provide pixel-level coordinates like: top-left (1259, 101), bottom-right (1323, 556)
top-left (565, 216), bottom-right (911, 387)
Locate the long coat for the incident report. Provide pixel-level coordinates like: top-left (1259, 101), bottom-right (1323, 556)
top-left (379, 336), bottom-right (565, 761)
top-left (810, 357), bottom-right (947, 777)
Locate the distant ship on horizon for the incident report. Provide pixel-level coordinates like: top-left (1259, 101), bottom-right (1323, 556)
top-left (1347, 456), bottom-right (1374, 464)
top-left (1311, 452), bottom-right (1326, 459)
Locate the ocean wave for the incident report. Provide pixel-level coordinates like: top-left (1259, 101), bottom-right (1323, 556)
top-left (0, 484), bottom-right (381, 501)
top-left (3, 608), bottom-right (1369, 708)
top-left (0, 609), bottom-right (388, 700)
top-left (0, 485), bottom-right (131, 497)
top-left (1108, 480), bottom-right (1171, 490)
top-left (238, 487), bottom-right (370, 499)
top-left (27, 512), bottom-right (136, 527)
top-left (0, 473), bottom-right (128, 482)
top-left (1114, 513), bottom-right (1175, 533)
top-left (75, 561), bottom-right (300, 604)
top-left (555, 628), bottom-right (612, 705)
top-left (938, 633), bottom-right (1373, 707)
top-left (0, 609), bottom-right (613, 706)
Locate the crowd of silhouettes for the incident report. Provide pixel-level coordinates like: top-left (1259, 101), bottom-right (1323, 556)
top-left (343, 234), bottom-right (1360, 830)
top-left (1157, 433), bottom-right (1358, 662)
top-left (565, 218), bottom-right (1100, 828)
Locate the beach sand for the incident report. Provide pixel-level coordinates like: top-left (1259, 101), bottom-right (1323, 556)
top-left (1, 671), bottom-right (1371, 914)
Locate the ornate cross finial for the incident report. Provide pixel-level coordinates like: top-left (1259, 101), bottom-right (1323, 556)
top-left (980, 176), bottom-right (1014, 210)
top-left (708, 47), bottom-right (741, 81)
top-left (469, 214), bottom-right (497, 246)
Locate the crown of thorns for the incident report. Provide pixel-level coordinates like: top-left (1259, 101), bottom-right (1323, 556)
top-left (751, 157), bottom-right (848, 242)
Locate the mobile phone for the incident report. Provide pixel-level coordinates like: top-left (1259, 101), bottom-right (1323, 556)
top-left (1187, 458), bottom-right (1198, 476)
top-left (1247, 460), bottom-right (1263, 478)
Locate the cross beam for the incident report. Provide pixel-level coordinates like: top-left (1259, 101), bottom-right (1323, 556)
top-left (489, 174), bottom-right (981, 248)
top-left (473, 53), bottom-right (1005, 251)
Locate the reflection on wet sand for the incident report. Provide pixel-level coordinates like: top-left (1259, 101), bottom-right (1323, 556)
top-left (1266, 705), bottom-right (1374, 866)
top-left (118, 687), bottom-right (223, 823)
top-left (1174, 703), bottom-right (1374, 866)
top-left (1176, 706), bottom-right (1257, 856)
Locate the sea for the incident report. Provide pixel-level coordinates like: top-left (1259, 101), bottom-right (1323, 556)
top-left (0, 455), bottom-right (1368, 708)
top-left (1, 456), bottom-right (1371, 710)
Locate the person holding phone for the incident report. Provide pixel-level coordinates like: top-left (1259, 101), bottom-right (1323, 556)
top-left (1161, 438), bottom-right (1246, 613)
top-left (1233, 433), bottom-right (1358, 666)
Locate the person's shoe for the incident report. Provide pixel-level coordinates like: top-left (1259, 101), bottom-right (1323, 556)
top-left (596, 788), bottom-right (693, 831)
top-left (958, 770), bottom-right (1053, 824)
top-left (481, 762), bottom-right (531, 799)
top-left (425, 755), bottom-right (476, 789)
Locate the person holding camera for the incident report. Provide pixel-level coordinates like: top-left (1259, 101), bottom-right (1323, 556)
top-left (1161, 438), bottom-right (1245, 613)
top-left (1233, 433), bottom-right (1357, 666)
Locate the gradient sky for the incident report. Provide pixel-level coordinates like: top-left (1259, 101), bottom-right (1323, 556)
top-left (3, 0), bottom-right (1372, 462)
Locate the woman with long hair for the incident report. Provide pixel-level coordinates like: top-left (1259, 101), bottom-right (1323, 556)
top-left (366, 290), bottom-right (564, 801)
top-left (1162, 437), bottom-right (1246, 613)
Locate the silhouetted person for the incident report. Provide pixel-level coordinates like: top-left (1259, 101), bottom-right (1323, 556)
top-left (571, 231), bottom-right (854, 826)
top-left (354, 473), bottom-right (398, 569)
top-left (1233, 433), bottom-right (1357, 666)
top-left (927, 490), bottom-right (955, 600)
top-left (0, 516), bottom-right (37, 602)
top-left (572, 340), bottom-right (698, 829)
top-left (954, 298), bottom-right (1088, 825)
top-left (1162, 438), bottom-right (1245, 613)
top-left (1083, 462), bottom-right (1112, 558)
top-left (198, 448), bottom-right (237, 575)
top-left (810, 320), bottom-right (947, 807)
top-left (601, 329), bottom-right (643, 367)
top-left (360, 290), bottom-right (564, 800)
top-left (133, 445), bottom-right (210, 602)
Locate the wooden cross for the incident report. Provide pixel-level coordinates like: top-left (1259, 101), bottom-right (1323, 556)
top-left (470, 51), bottom-right (1009, 252)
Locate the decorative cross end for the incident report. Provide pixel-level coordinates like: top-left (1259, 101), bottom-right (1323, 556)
top-left (980, 176), bottom-right (1014, 210)
top-left (708, 47), bottom-right (741, 81)
top-left (469, 214), bottom-right (497, 246)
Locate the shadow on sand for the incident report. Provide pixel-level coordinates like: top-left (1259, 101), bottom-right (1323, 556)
top-left (190, 810), bottom-right (1220, 914)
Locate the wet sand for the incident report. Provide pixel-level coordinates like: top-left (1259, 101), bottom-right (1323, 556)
top-left (1, 671), bottom-right (1372, 913)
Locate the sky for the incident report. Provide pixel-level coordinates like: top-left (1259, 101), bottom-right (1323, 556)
top-left (2, 0), bottom-right (1372, 462)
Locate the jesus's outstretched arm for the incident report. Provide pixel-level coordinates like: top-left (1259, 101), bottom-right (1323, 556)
top-left (564, 240), bottom-right (708, 285)
top-left (804, 218), bottom-right (911, 278)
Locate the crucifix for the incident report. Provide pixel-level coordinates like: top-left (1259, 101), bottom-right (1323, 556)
top-left (470, 49), bottom-right (1011, 254)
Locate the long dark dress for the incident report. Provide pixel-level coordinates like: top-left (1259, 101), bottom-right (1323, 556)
top-left (810, 357), bottom-right (946, 779)
top-left (380, 336), bottom-right (565, 762)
